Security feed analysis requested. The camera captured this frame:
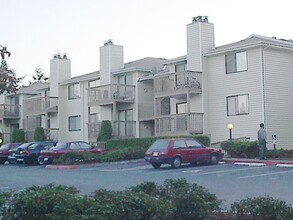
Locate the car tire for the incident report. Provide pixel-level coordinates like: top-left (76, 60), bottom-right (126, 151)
top-left (38, 157), bottom-right (45, 165)
top-left (151, 163), bottom-right (161, 169)
top-left (171, 157), bottom-right (182, 168)
top-left (210, 153), bottom-right (219, 165)
top-left (0, 158), bottom-right (6, 165)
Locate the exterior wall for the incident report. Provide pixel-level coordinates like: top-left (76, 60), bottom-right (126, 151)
top-left (205, 47), bottom-right (263, 144)
top-left (58, 81), bottom-right (89, 142)
top-left (263, 48), bottom-right (293, 149)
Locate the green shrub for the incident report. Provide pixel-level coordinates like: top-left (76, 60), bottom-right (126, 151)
top-left (33, 127), bottom-right (46, 142)
top-left (89, 189), bottom-right (172, 220)
top-left (231, 196), bottom-right (293, 219)
top-left (12, 128), bottom-right (25, 143)
top-left (266, 148), bottom-right (293, 159)
top-left (221, 141), bottom-right (259, 158)
top-left (6, 184), bottom-right (88, 220)
top-left (97, 120), bottom-right (112, 141)
top-left (158, 179), bottom-right (221, 220)
top-left (53, 151), bottom-right (98, 165)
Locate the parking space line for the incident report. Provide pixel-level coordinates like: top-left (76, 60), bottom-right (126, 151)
top-left (191, 166), bottom-right (265, 176)
top-left (240, 170), bottom-right (293, 179)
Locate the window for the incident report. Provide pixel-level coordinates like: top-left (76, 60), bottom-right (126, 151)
top-left (69, 115), bottom-right (81, 131)
top-left (68, 83), bottom-right (80, 99)
top-left (226, 51), bottom-right (247, 74)
top-left (227, 94), bottom-right (249, 116)
top-left (173, 140), bottom-right (187, 149)
top-left (185, 140), bottom-right (203, 148)
top-left (176, 102), bottom-right (187, 114)
top-left (89, 79), bottom-right (99, 88)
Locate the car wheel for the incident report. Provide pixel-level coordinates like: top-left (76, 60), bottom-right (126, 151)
top-left (151, 163), bottom-right (161, 169)
top-left (38, 157), bottom-right (45, 165)
top-left (210, 153), bottom-right (219, 165)
top-left (0, 158), bottom-right (6, 165)
top-left (171, 157), bottom-right (182, 168)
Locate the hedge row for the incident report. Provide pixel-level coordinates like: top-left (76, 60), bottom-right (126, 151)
top-left (1, 179), bottom-right (293, 220)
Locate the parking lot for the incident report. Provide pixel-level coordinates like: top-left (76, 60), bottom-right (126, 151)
top-left (1, 160), bottom-right (293, 208)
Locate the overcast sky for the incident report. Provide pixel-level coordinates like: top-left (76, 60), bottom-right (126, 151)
top-left (2, 0), bottom-right (293, 82)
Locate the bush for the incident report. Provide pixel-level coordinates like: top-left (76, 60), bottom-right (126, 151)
top-left (5, 184), bottom-right (88, 220)
top-left (231, 196), bottom-right (293, 219)
top-left (53, 151), bottom-right (98, 165)
top-left (221, 141), bottom-right (259, 158)
top-left (89, 189), bottom-right (172, 220)
top-left (34, 127), bottom-right (46, 142)
top-left (158, 179), bottom-right (221, 220)
top-left (12, 128), bottom-right (25, 143)
top-left (266, 148), bottom-right (293, 159)
top-left (97, 120), bottom-right (112, 141)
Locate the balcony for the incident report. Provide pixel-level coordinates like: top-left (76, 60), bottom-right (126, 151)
top-left (113, 121), bottom-right (136, 138)
top-left (24, 97), bottom-right (58, 116)
top-left (0, 104), bottom-right (20, 119)
top-left (88, 84), bottom-right (135, 106)
top-left (154, 70), bottom-right (202, 97)
top-left (155, 113), bottom-right (203, 136)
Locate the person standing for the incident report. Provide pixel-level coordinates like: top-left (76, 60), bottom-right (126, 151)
top-left (257, 123), bottom-right (267, 160)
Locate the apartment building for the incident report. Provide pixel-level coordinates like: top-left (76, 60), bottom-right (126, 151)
top-left (1, 16), bottom-right (293, 149)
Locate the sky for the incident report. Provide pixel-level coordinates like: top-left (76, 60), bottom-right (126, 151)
top-left (2, 0), bottom-right (293, 82)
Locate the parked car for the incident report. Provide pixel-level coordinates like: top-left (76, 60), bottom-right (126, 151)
top-left (144, 138), bottom-right (224, 169)
top-left (8, 142), bottom-right (36, 164)
top-left (0, 143), bottom-right (22, 164)
top-left (15, 141), bottom-right (57, 165)
top-left (38, 141), bottom-right (102, 164)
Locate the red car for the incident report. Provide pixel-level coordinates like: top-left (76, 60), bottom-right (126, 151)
top-left (144, 138), bottom-right (223, 169)
top-left (38, 141), bottom-right (101, 164)
top-left (0, 143), bottom-right (22, 164)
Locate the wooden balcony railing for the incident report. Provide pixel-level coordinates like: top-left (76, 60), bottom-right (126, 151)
top-left (155, 113), bottom-right (203, 136)
top-left (88, 84), bottom-right (135, 106)
top-left (0, 104), bottom-right (20, 119)
top-left (24, 97), bottom-right (58, 116)
top-left (154, 70), bottom-right (202, 97)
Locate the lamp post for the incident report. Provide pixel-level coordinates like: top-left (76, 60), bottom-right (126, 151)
top-left (227, 123), bottom-right (234, 141)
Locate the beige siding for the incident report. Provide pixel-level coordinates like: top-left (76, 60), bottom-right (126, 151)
top-left (264, 48), bottom-right (293, 149)
top-left (204, 47), bottom-right (263, 143)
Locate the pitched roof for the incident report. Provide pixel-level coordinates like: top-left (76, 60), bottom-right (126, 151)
top-left (16, 82), bottom-right (49, 95)
top-left (204, 34), bottom-right (293, 56)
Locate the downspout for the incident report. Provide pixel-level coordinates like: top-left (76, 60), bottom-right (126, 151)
top-left (260, 44), bottom-right (270, 125)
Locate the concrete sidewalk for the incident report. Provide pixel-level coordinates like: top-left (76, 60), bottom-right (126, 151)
top-left (223, 158), bottom-right (293, 168)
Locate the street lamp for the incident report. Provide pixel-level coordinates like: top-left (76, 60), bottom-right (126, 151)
top-left (227, 123), bottom-right (234, 141)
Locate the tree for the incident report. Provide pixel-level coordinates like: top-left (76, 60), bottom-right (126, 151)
top-left (97, 120), bottom-right (112, 141)
top-left (12, 129), bottom-right (25, 143)
top-left (0, 46), bottom-right (18, 94)
top-left (31, 67), bottom-right (49, 83)
top-left (34, 127), bottom-right (46, 142)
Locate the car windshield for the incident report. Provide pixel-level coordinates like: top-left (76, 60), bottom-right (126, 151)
top-left (51, 143), bottom-right (67, 150)
top-left (0, 144), bottom-right (9, 150)
top-left (28, 144), bottom-right (39, 150)
top-left (148, 140), bottom-right (169, 151)
top-left (18, 143), bottom-right (33, 149)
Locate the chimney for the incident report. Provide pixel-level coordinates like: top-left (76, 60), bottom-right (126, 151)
top-left (99, 40), bottom-right (124, 85)
top-left (187, 16), bottom-right (215, 72)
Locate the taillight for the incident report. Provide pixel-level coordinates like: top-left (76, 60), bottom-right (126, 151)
top-left (24, 150), bottom-right (30, 155)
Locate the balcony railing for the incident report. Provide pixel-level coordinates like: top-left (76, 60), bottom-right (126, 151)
top-left (138, 102), bottom-right (154, 120)
top-left (88, 84), bottom-right (135, 106)
top-left (155, 113), bottom-right (203, 136)
top-left (0, 104), bottom-right (20, 119)
top-left (154, 70), bottom-right (202, 97)
top-left (24, 97), bottom-right (58, 116)
top-left (113, 121), bottom-right (136, 138)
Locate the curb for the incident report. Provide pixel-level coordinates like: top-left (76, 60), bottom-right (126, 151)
top-left (223, 159), bottom-right (293, 168)
top-left (45, 165), bottom-right (78, 170)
